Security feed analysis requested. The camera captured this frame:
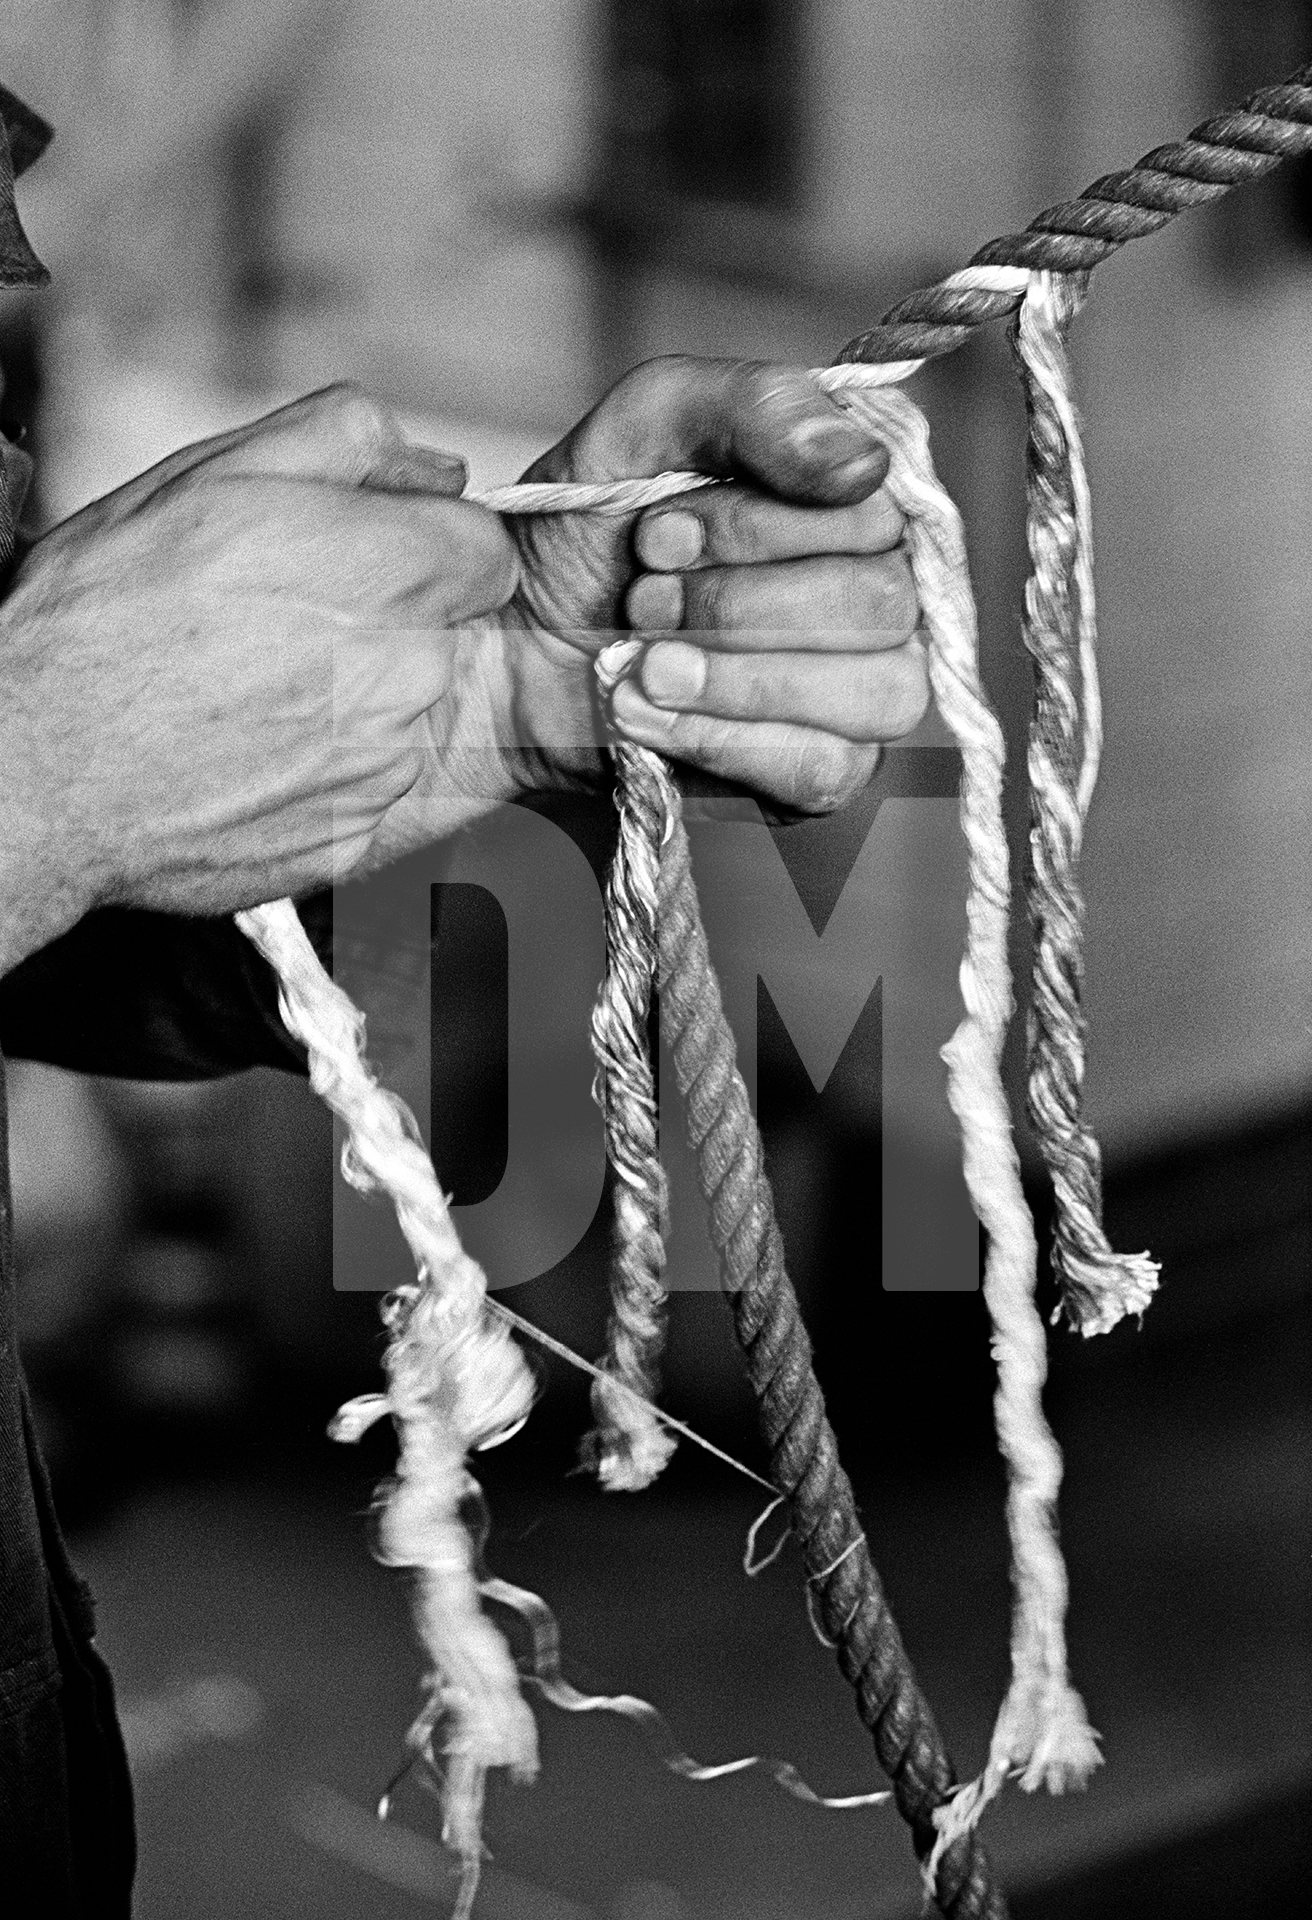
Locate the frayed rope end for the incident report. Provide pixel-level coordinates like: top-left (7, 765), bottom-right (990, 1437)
top-left (992, 1672), bottom-right (1102, 1796)
top-left (585, 1376), bottom-right (678, 1492)
top-left (924, 1676), bottom-right (1101, 1895)
top-left (1055, 1246), bottom-right (1161, 1339)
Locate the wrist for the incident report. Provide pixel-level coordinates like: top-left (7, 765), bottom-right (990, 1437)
top-left (0, 836), bottom-right (90, 977)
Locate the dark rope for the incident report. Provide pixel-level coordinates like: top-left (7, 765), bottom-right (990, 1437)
top-left (837, 64), bottom-right (1312, 366)
top-left (657, 812), bottom-right (1006, 1920)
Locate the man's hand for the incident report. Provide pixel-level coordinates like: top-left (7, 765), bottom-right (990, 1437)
top-left (0, 360), bottom-right (929, 974)
top-left (499, 356), bottom-right (928, 815)
top-left (0, 385), bottom-right (517, 968)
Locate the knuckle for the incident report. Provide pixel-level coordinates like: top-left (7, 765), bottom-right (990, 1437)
top-left (668, 711), bottom-right (731, 769)
top-left (874, 551), bottom-right (919, 633)
top-left (837, 555), bottom-right (873, 629)
top-left (804, 738), bottom-right (876, 813)
top-left (318, 381), bottom-right (390, 460)
top-left (469, 513), bottom-right (519, 605)
top-left (857, 490), bottom-right (906, 549)
top-left (887, 641), bottom-right (931, 735)
top-left (716, 488), bottom-right (763, 562)
top-left (687, 566), bottom-right (731, 634)
top-left (615, 354), bottom-right (700, 418)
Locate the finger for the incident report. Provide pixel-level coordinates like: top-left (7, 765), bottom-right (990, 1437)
top-left (535, 357), bottom-right (889, 506)
top-left (185, 386), bottom-right (468, 491)
top-left (87, 387), bottom-right (468, 532)
top-left (340, 494), bottom-right (519, 625)
top-left (225, 481), bottom-right (519, 626)
top-left (634, 483), bottom-right (904, 572)
top-left (625, 550), bottom-right (919, 648)
top-left (617, 637), bottom-right (930, 743)
top-left (609, 699), bottom-right (886, 815)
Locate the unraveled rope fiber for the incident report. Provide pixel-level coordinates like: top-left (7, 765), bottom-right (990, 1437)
top-left (234, 899), bottom-right (538, 1920)
top-left (230, 58), bottom-right (1312, 1920)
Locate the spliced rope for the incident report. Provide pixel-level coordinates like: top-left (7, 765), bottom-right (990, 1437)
top-left (232, 61), bottom-right (1312, 1920)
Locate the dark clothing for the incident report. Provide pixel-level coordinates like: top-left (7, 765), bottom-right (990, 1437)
top-left (0, 88), bottom-right (316, 1917)
top-left (0, 916), bottom-right (313, 1920)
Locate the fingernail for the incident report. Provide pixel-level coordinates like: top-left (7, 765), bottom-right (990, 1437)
top-left (628, 571), bottom-right (684, 632)
top-left (833, 443), bottom-right (888, 486)
top-left (639, 510), bottom-right (703, 570)
top-left (404, 437), bottom-right (465, 470)
top-left (792, 414), bottom-right (886, 479)
top-left (642, 640), bottom-right (706, 706)
top-left (377, 442), bottom-right (468, 494)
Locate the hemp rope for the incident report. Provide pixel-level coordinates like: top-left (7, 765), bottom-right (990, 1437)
top-left (653, 382), bottom-right (1101, 1920)
top-left (579, 715), bottom-right (678, 1491)
top-left (230, 59), bottom-right (1311, 1920)
top-left (1010, 274), bottom-right (1159, 1336)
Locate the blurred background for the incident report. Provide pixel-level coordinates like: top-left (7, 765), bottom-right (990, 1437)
top-left (1, 2), bottom-right (1309, 1916)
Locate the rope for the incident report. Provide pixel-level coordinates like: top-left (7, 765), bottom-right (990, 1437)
top-left (234, 898), bottom-right (539, 1920)
top-left (232, 57), bottom-right (1312, 1920)
top-left (655, 385), bottom-right (1108, 1919)
top-left (1010, 274), bottom-right (1158, 1336)
top-left (838, 66), bottom-right (1312, 366)
top-left (656, 779), bottom-right (1002, 1919)
top-left (580, 662), bottom-right (678, 1490)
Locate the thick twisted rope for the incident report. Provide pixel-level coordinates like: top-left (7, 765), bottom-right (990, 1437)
top-left (657, 788), bottom-right (1005, 1920)
top-left (838, 65), bottom-right (1312, 366)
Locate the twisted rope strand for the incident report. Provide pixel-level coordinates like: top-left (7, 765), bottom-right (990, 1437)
top-left (467, 60), bottom-right (1312, 523)
top-left (581, 709), bottom-right (679, 1490)
top-left (838, 63), bottom-right (1312, 365)
top-left (1010, 275), bottom-right (1159, 1336)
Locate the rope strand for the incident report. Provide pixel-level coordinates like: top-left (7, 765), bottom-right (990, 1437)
top-left (581, 713), bottom-right (678, 1491)
top-left (1010, 274), bottom-right (1159, 1336)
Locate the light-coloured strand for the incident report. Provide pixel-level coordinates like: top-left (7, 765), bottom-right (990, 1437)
top-left (234, 899), bottom-right (538, 1920)
top-left (574, 639), bottom-right (679, 1490)
top-left (582, 725), bottom-right (679, 1491)
top-left (1012, 274), bottom-right (1160, 1338)
top-left (482, 1575), bottom-right (890, 1811)
top-left (818, 389), bottom-right (1102, 1866)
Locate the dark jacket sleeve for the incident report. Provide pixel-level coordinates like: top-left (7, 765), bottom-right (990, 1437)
top-left (0, 897), bottom-right (333, 1081)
